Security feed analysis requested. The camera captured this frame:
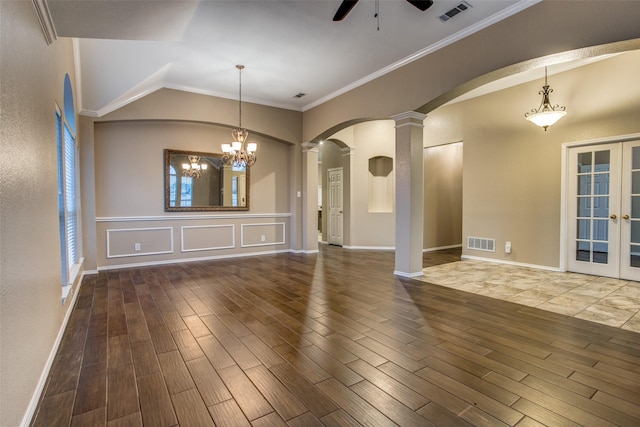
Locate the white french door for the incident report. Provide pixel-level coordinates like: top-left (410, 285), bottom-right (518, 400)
top-left (568, 140), bottom-right (640, 280)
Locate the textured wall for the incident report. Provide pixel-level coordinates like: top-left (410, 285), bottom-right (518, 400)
top-left (0, 2), bottom-right (77, 426)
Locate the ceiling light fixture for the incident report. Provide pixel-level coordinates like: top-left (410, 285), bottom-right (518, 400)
top-left (222, 65), bottom-right (257, 167)
top-left (525, 67), bottom-right (567, 131)
top-left (182, 155), bottom-right (207, 178)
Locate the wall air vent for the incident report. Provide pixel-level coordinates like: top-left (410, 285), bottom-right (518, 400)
top-left (467, 236), bottom-right (495, 252)
top-left (439, 1), bottom-right (472, 22)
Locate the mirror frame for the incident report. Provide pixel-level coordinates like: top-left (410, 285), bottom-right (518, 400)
top-left (164, 149), bottom-right (250, 212)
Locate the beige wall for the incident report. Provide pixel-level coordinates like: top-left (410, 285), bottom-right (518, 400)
top-left (0, 2), bottom-right (79, 426)
top-left (93, 119), bottom-right (291, 268)
top-left (424, 143), bottom-right (463, 250)
top-left (302, 1), bottom-right (640, 142)
top-left (426, 49), bottom-right (640, 268)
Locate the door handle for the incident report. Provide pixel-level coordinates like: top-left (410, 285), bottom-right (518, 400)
top-left (623, 214), bottom-right (630, 220)
top-left (610, 214), bottom-right (617, 219)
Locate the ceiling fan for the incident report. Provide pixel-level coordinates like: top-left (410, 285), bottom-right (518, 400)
top-left (333, 0), bottom-right (434, 21)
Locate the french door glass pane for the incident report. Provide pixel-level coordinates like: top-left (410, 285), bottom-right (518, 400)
top-left (632, 171), bottom-right (640, 194)
top-left (576, 241), bottom-right (590, 261)
top-left (631, 221), bottom-right (640, 244)
top-left (578, 175), bottom-right (591, 195)
top-left (577, 197), bottom-right (591, 217)
top-left (632, 196), bottom-right (640, 218)
top-left (633, 146), bottom-right (640, 169)
top-left (577, 219), bottom-right (590, 239)
top-left (593, 242), bottom-right (608, 263)
top-left (577, 152), bottom-right (592, 173)
top-left (594, 174), bottom-right (610, 195)
top-left (631, 245), bottom-right (640, 267)
top-left (593, 196), bottom-right (609, 217)
top-left (594, 151), bottom-right (610, 172)
top-left (593, 220), bottom-right (608, 241)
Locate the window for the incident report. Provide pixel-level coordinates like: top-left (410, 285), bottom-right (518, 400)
top-left (56, 110), bottom-right (79, 287)
top-left (57, 74), bottom-right (80, 295)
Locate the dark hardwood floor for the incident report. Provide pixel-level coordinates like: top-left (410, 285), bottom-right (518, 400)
top-left (31, 245), bottom-right (640, 426)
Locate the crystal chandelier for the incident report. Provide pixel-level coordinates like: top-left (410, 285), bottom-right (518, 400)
top-left (182, 155), bottom-right (207, 178)
top-left (525, 67), bottom-right (567, 131)
top-left (222, 65), bottom-right (257, 167)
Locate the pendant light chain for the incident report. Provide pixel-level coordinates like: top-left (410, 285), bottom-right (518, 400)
top-left (237, 64), bottom-right (243, 129)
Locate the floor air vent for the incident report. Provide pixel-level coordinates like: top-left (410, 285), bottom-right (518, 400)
top-left (439, 1), bottom-right (472, 22)
top-left (467, 236), bottom-right (495, 252)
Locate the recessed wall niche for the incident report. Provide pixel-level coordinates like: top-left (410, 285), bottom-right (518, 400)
top-left (368, 155), bottom-right (394, 213)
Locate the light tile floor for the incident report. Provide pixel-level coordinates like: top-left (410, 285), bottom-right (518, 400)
top-left (418, 260), bottom-right (640, 333)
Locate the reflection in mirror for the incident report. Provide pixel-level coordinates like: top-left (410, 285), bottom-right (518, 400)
top-left (165, 149), bottom-right (249, 211)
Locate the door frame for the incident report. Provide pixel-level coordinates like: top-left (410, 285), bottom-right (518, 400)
top-left (561, 132), bottom-right (640, 273)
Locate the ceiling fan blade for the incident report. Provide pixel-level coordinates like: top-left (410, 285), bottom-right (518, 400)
top-left (406, 0), bottom-right (434, 12)
top-left (333, 0), bottom-right (359, 21)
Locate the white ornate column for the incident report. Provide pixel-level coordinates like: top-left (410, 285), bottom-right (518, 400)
top-left (393, 111), bottom-right (427, 277)
top-left (302, 142), bottom-right (320, 253)
top-left (341, 146), bottom-right (355, 247)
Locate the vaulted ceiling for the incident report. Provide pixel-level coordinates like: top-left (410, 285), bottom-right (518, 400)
top-left (45, 0), bottom-right (538, 116)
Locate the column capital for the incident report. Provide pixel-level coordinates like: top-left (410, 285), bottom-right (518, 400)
top-left (341, 146), bottom-right (355, 156)
top-left (391, 111), bottom-right (427, 128)
top-left (301, 141), bottom-right (320, 153)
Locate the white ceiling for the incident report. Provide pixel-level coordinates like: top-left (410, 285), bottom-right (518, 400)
top-left (47, 0), bottom-right (540, 116)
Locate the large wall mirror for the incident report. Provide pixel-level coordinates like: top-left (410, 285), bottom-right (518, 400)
top-left (164, 149), bottom-right (249, 211)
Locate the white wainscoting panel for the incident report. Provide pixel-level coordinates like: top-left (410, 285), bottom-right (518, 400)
top-left (106, 227), bottom-right (174, 258)
top-left (181, 225), bottom-right (235, 252)
top-left (241, 222), bottom-right (286, 248)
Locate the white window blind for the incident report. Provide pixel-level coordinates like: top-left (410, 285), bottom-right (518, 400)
top-left (56, 109), bottom-right (79, 286)
top-left (64, 124), bottom-right (78, 269)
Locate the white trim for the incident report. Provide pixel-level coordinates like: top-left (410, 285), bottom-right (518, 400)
top-left (394, 270), bottom-right (424, 278)
top-left (106, 227), bottom-right (174, 258)
top-left (31, 0), bottom-right (57, 45)
top-left (180, 225), bottom-right (235, 253)
top-left (423, 244), bottom-right (462, 252)
top-left (290, 249), bottom-right (320, 254)
top-left (461, 255), bottom-right (562, 272)
top-left (343, 245), bottom-right (394, 251)
top-left (241, 222), bottom-right (286, 248)
top-left (301, 0), bottom-right (542, 112)
top-left (96, 213), bottom-right (292, 222)
top-left (98, 249), bottom-right (291, 271)
top-left (20, 273), bottom-right (85, 427)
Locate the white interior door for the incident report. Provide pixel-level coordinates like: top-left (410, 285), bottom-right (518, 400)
top-left (328, 168), bottom-right (343, 246)
top-left (568, 141), bottom-right (640, 281)
top-left (619, 140), bottom-right (640, 280)
top-left (568, 144), bottom-right (620, 278)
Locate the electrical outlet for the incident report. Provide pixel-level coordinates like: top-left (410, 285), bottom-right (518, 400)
top-left (134, 243), bottom-right (141, 251)
top-left (261, 235), bottom-right (266, 242)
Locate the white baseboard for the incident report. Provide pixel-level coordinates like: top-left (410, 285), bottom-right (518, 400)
top-left (461, 254), bottom-right (563, 272)
top-left (342, 245), bottom-right (395, 251)
top-left (423, 244), bottom-right (462, 252)
top-left (97, 249), bottom-right (292, 271)
top-left (21, 273), bottom-right (85, 427)
top-left (394, 270), bottom-right (424, 278)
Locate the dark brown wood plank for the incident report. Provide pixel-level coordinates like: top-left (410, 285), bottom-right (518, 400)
top-left (72, 362), bottom-right (106, 416)
top-left (185, 356), bottom-right (233, 406)
top-left (29, 247), bottom-right (640, 427)
top-left (245, 364), bottom-right (308, 421)
top-left (217, 364), bottom-right (274, 421)
top-left (157, 350), bottom-right (196, 394)
top-left (137, 372), bottom-right (178, 426)
top-left (207, 399), bottom-right (251, 427)
top-left (171, 388), bottom-right (215, 427)
top-left (106, 364), bottom-right (138, 421)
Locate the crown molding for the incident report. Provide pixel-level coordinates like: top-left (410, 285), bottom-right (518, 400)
top-left (31, 0), bottom-right (57, 45)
